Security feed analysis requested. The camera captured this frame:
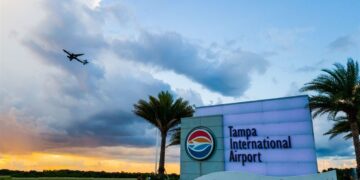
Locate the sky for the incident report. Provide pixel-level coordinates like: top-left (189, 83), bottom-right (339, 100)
top-left (0, 0), bottom-right (360, 173)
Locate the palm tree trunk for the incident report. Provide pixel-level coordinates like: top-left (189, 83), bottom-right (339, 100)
top-left (158, 132), bottom-right (166, 176)
top-left (349, 116), bottom-right (360, 179)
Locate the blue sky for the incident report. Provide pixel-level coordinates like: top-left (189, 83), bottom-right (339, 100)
top-left (0, 0), bottom-right (359, 172)
top-left (117, 0), bottom-right (360, 98)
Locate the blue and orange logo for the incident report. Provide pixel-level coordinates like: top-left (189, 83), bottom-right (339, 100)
top-left (186, 127), bottom-right (215, 160)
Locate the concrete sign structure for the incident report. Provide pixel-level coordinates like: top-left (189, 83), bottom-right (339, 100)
top-left (195, 171), bottom-right (337, 180)
top-left (180, 95), bottom-right (318, 180)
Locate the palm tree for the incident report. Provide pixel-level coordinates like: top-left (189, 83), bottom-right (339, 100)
top-left (133, 91), bottom-right (194, 176)
top-left (300, 58), bottom-right (360, 176)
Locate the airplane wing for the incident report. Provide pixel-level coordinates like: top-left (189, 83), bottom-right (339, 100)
top-left (63, 49), bottom-right (71, 55)
top-left (74, 53), bottom-right (84, 57)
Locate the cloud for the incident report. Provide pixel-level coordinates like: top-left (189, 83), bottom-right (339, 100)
top-left (264, 27), bottom-right (314, 50)
top-left (316, 137), bottom-right (354, 158)
top-left (317, 142), bottom-right (354, 157)
top-left (174, 89), bottom-right (203, 107)
top-left (296, 66), bottom-right (319, 73)
top-left (0, 112), bottom-right (44, 154)
top-left (0, 67), bottom-right (173, 152)
top-left (112, 31), bottom-right (269, 96)
top-left (285, 82), bottom-right (302, 96)
top-left (61, 110), bottom-right (156, 148)
top-left (22, 0), bottom-right (107, 92)
top-left (0, 0), bottom-right (178, 158)
top-left (313, 115), bottom-right (355, 158)
top-left (328, 35), bottom-right (357, 52)
top-left (296, 59), bottom-right (326, 73)
top-left (318, 158), bottom-right (355, 171)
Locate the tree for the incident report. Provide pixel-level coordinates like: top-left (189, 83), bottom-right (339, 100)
top-left (300, 58), bottom-right (360, 176)
top-left (133, 91), bottom-right (194, 176)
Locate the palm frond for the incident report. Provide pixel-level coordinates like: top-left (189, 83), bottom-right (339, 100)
top-left (167, 127), bottom-right (181, 147)
top-left (133, 91), bottom-right (194, 133)
top-left (301, 58), bottom-right (360, 141)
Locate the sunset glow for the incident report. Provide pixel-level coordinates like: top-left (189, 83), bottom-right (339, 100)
top-left (0, 152), bottom-right (179, 173)
top-left (0, 152), bottom-right (356, 173)
top-left (318, 158), bottom-right (356, 172)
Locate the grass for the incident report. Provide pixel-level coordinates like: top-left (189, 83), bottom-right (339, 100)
top-left (0, 178), bottom-right (136, 180)
top-left (0, 176), bottom-right (11, 180)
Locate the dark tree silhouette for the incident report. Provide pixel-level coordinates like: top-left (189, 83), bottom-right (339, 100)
top-left (301, 58), bottom-right (360, 176)
top-left (133, 91), bottom-right (194, 176)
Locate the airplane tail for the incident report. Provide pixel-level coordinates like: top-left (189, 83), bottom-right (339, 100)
top-left (83, 60), bottom-right (89, 65)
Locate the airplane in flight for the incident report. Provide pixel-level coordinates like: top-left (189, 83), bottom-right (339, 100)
top-left (63, 49), bottom-right (89, 65)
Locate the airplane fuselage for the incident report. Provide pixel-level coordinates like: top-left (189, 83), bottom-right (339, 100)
top-left (67, 55), bottom-right (76, 61)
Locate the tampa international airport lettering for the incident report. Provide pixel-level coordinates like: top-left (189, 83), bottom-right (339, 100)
top-left (228, 126), bottom-right (292, 166)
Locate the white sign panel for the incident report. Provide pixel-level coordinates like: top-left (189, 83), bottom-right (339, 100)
top-left (196, 96), bottom-right (318, 176)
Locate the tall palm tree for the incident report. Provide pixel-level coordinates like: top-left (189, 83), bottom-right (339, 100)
top-left (301, 58), bottom-right (360, 176)
top-left (133, 91), bottom-right (194, 176)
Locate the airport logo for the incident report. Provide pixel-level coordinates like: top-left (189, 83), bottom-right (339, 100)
top-left (186, 127), bottom-right (215, 160)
